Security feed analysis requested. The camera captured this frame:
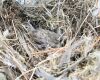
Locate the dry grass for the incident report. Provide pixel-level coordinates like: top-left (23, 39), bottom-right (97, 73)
top-left (0, 0), bottom-right (100, 80)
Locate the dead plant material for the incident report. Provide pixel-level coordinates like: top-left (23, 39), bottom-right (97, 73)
top-left (0, 0), bottom-right (100, 80)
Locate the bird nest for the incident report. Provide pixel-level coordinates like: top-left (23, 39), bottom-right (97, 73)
top-left (0, 0), bottom-right (100, 80)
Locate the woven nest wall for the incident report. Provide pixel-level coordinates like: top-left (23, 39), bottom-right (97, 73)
top-left (0, 0), bottom-right (100, 80)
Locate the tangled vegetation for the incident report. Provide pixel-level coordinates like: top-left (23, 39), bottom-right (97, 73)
top-left (0, 0), bottom-right (100, 80)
